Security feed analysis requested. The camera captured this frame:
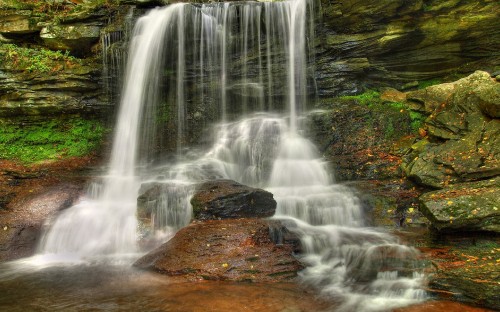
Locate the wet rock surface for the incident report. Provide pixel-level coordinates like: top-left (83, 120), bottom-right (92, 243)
top-left (417, 234), bottom-right (500, 311)
top-left (419, 178), bottom-right (500, 233)
top-left (0, 157), bottom-right (98, 261)
top-left (190, 180), bottom-right (276, 220)
top-left (0, 183), bottom-right (82, 261)
top-left (134, 218), bottom-right (303, 282)
top-left (309, 72), bottom-right (500, 309)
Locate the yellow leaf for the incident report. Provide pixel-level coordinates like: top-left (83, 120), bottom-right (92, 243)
top-left (222, 263), bottom-right (229, 268)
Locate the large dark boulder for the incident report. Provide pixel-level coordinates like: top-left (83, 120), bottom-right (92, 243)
top-left (419, 177), bottom-right (500, 233)
top-left (134, 218), bottom-right (303, 282)
top-left (190, 179), bottom-right (276, 220)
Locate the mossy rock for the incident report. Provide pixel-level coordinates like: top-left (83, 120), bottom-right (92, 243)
top-left (40, 24), bottom-right (100, 55)
top-left (402, 72), bottom-right (500, 188)
top-left (419, 177), bottom-right (500, 233)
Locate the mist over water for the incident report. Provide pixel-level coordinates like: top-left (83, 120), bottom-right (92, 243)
top-left (10, 1), bottom-right (427, 311)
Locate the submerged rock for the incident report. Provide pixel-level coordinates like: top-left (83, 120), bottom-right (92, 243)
top-left (134, 218), bottom-right (303, 282)
top-left (419, 177), bottom-right (500, 233)
top-left (190, 180), bottom-right (276, 220)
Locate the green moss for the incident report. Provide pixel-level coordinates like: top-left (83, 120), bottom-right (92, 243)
top-left (409, 110), bottom-right (425, 132)
top-left (418, 78), bottom-right (442, 89)
top-left (0, 118), bottom-right (107, 163)
top-left (336, 90), bottom-right (426, 136)
top-left (0, 44), bottom-right (81, 74)
top-left (339, 90), bottom-right (380, 106)
top-left (0, 0), bottom-right (114, 15)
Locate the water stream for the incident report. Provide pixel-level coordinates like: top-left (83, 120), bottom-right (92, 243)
top-left (1, 1), bottom-right (427, 311)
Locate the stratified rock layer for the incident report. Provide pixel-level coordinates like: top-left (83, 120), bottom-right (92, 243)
top-left (134, 219), bottom-right (303, 282)
top-left (316, 0), bottom-right (500, 95)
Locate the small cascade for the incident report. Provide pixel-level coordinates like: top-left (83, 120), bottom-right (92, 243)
top-left (144, 113), bottom-right (426, 311)
top-left (39, 4), bottom-right (190, 257)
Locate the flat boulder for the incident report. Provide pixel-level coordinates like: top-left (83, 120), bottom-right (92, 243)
top-left (134, 218), bottom-right (303, 282)
top-left (419, 177), bottom-right (500, 233)
top-left (190, 179), bottom-right (276, 220)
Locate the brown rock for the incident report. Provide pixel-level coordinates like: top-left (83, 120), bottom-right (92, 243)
top-left (380, 88), bottom-right (406, 103)
top-left (134, 219), bottom-right (303, 282)
top-left (0, 183), bottom-right (82, 261)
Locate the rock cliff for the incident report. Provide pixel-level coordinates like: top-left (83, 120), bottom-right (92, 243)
top-left (1, 0), bottom-right (499, 117)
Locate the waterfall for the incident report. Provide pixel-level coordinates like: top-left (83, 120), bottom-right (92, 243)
top-left (37, 0), bottom-right (426, 310)
top-left (39, 4), bottom-right (189, 257)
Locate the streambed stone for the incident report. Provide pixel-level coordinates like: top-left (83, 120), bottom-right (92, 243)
top-left (134, 218), bottom-right (303, 282)
top-left (190, 179), bottom-right (276, 220)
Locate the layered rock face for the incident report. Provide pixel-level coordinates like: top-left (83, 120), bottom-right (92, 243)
top-left (316, 0), bottom-right (500, 95)
top-left (1, 0), bottom-right (499, 116)
top-left (402, 71), bottom-right (499, 188)
top-left (0, 0), bottom-right (128, 118)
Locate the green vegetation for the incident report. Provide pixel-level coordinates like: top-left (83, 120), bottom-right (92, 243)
top-left (156, 104), bottom-right (171, 125)
top-left (0, 118), bottom-right (107, 163)
top-left (338, 89), bottom-right (426, 136)
top-left (408, 110), bottom-right (425, 132)
top-left (0, 44), bottom-right (81, 74)
top-left (0, 0), bottom-right (114, 15)
top-left (418, 78), bottom-right (442, 89)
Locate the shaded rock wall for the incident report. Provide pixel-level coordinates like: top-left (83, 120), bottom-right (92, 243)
top-left (316, 0), bottom-right (500, 95)
top-left (0, 0), bottom-right (133, 118)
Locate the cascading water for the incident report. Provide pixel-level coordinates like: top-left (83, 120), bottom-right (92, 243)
top-left (35, 0), bottom-right (426, 310)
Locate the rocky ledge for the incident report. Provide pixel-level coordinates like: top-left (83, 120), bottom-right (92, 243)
top-left (402, 71), bottom-right (499, 189)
